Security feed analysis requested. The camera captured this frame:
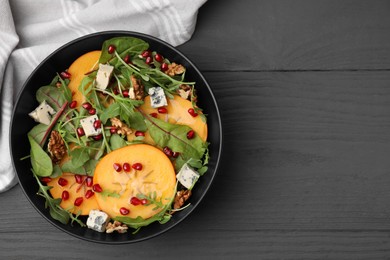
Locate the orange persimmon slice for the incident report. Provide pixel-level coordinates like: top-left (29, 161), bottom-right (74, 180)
top-left (127, 95), bottom-right (208, 144)
top-left (67, 50), bottom-right (101, 109)
top-left (48, 174), bottom-right (100, 215)
top-left (93, 144), bottom-right (176, 219)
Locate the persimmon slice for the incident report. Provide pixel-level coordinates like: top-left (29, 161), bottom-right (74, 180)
top-left (93, 144), bottom-right (176, 219)
top-left (67, 50), bottom-right (101, 109)
top-left (127, 95), bottom-right (208, 143)
top-left (48, 174), bottom-right (100, 215)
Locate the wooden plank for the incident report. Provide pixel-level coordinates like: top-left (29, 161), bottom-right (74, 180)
top-left (179, 0), bottom-right (390, 71)
top-left (2, 71), bottom-right (390, 258)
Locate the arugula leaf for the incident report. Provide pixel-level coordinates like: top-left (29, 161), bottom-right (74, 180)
top-left (28, 135), bottom-right (53, 177)
top-left (56, 74), bottom-right (72, 102)
top-left (114, 213), bottom-right (172, 231)
top-left (142, 112), bottom-right (207, 170)
top-left (100, 190), bottom-right (121, 199)
top-left (119, 103), bottom-right (147, 131)
top-left (33, 171), bottom-right (69, 224)
top-left (78, 74), bottom-right (95, 98)
top-left (99, 37), bottom-right (149, 66)
top-left (100, 103), bottom-right (120, 124)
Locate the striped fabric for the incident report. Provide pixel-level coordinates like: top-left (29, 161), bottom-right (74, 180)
top-left (0, 0), bottom-right (207, 192)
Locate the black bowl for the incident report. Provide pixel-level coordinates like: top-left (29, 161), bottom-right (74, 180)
top-left (10, 31), bottom-right (222, 244)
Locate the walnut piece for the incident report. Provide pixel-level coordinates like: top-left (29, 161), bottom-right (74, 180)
top-left (131, 75), bottom-right (145, 100)
top-left (110, 117), bottom-right (132, 136)
top-left (177, 84), bottom-right (192, 100)
top-left (48, 130), bottom-right (66, 163)
top-left (173, 189), bottom-right (192, 209)
top-left (165, 62), bottom-right (186, 77)
top-left (106, 221), bottom-right (128, 234)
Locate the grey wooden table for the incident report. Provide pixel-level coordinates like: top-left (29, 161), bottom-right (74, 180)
top-left (3, 1), bottom-right (390, 259)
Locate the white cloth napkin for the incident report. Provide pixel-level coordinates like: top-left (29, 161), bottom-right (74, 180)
top-left (0, 0), bottom-right (207, 192)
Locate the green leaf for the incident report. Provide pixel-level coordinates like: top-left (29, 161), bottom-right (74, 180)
top-left (57, 74), bottom-right (72, 102)
top-left (69, 147), bottom-right (90, 168)
top-left (143, 113), bottom-right (207, 170)
top-left (110, 134), bottom-right (127, 150)
top-left (28, 135), bottom-right (53, 177)
top-left (36, 86), bottom-right (67, 111)
top-left (119, 103), bottom-right (147, 131)
top-left (99, 37), bottom-right (149, 67)
top-left (51, 164), bottom-right (63, 178)
top-left (100, 190), bottom-right (121, 199)
top-left (28, 124), bottom-right (49, 146)
top-left (33, 171), bottom-right (69, 225)
top-left (78, 74), bottom-right (95, 98)
top-left (100, 102), bottom-right (120, 124)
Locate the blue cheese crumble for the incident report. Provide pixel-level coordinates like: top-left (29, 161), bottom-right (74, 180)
top-left (148, 87), bottom-right (168, 108)
top-left (177, 163), bottom-right (200, 190)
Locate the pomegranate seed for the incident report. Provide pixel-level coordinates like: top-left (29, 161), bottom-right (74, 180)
top-left (141, 50), bottom-right (151, 58)
top-left (124, 54), bottom-right (130, 64)
top-left (113, 88), bottom-right (119, 95)
top-left (69, 100), bottom-right (77, 109)
top-left (77, 127), bottom-right (85, 137)
top-left (145, 56), bottom-right (153, 64)
top-left (123, 162), bottom-right (131, 172)
top-left (172, 152), bottom-right (180, 158)
top-left (41, 177), bottom-right (52, 183)
top-left (113, 163), bottom-right (122, 172)
top-left (62, 190), bottom-right (69, 201)
top-left (132, 163), bottom-right (143, 171)
top-left (58, 177), bottom-right (68, 187)
top-left (120, 207), bottom-right (130, 215)
top-left (130, 197), bottom-right (141, 206)
top-left (158, 107), bottom-right (168, 114)
top-left (86, 176), bottom-right (93, 187)
top-left (108, 44), bottom-right (116, 54)
top-left (188, 108), bottom-right (198, 117)
top-left (163, 146), bottom-right (173, 157)
top-left (88, 108), bottom-right (96, 115)
top-left (155, 53), bottom-right (163, 62)
top-left (187, 130), bottom-right (195, 139)
top-left (110, 126), bottom-right (117, 134)
top-left (123, 90), bottom-right (129, 97)
top-left (74, 197), bottom-right (83, 206)
top-left (141, 199), bottom-right (148, 205)
top-left (60, 71), bottom-right (71, 79)
top-left (85, 190), bottom-right (94, 199)
top-left (81, 102), bottom-right (92, 110)
top-left (75, 174), bottom-right (83, 184)
top-left (92, 134), bottom-right (103, 141)
top-left (135, 131), bottom-right (145, 137)
top-left (161, 63), bottom-right (169, 71)
top-left (92, 184), bottom-right (103, 193)
top-left (149, 113), bottom-right (158, 118)
top-left (93, 120), bottom-right (102, 129)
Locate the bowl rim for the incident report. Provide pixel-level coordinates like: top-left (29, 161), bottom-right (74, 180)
top-left (10, 30), bottom-right (223, 244)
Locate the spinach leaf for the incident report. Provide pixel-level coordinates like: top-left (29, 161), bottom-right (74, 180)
top-left (99, 37), bottom-right (149, 67)
top-left (28, 135), bottom-right (53, 177)
top-left (69, 147), bottom-right (90, 168)
top-left (110, 134), bottom-right (127, 150)
top-left (142, 112), bottom-right (208, 170)
top-left (36, 86), bottom-right (67, 111)
top-left (28, 124), bottom-right (48, 146)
